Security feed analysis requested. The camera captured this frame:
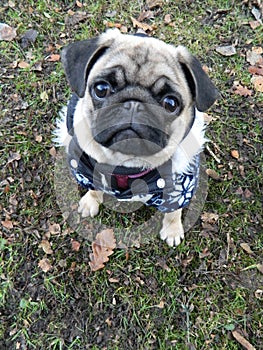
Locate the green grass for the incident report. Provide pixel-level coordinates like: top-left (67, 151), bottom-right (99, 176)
top-left (1, 0), bottom-right (262, 349)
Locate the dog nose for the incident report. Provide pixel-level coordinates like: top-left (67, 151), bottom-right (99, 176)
top-left (123, 100), bottom-right (145, 113)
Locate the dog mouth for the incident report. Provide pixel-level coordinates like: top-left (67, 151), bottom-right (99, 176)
top-left (94, 124), bottom-right (167, 156)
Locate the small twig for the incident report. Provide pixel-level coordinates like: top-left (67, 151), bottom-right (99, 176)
top-left (206, 144), bottom-right (221, 164)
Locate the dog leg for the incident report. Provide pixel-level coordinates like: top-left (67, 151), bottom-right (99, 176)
top-left (78, 190), bottom-right (103, 218)
top-left (160, 209), bottom-right (184, 247)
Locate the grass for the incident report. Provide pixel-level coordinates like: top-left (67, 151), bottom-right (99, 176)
top-left (1, 0), bottom-right (262, 349)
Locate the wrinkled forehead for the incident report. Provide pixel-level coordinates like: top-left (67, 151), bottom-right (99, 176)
top-left (88, 39), bottom-right (181, 87)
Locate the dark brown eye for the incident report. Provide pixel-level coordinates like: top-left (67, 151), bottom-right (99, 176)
top-left (93, 82), bottom-right (111, 99)
top-left (162, 96), bottom-right (180, 113)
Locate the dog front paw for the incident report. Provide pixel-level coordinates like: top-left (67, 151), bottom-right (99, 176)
top-left (160, 223), bottom-right (184, 247)
top-left (160, 210), bottom-right (184, 247)
top-left (78, 190), bottom-right (103, 218)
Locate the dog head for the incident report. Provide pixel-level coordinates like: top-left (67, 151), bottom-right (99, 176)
top-left (61, 29), bottom-right (219, 168)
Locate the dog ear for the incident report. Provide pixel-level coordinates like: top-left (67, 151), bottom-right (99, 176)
top-left (61, 38), bottom-right (109, 97)
top-left (177, 47), bottom-right (220, 111)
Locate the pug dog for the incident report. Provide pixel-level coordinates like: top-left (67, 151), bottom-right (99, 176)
top-left (55, 29), bottom-right (219, 247)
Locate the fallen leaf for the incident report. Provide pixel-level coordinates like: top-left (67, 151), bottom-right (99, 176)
top-left (131, 16), bottom-right (153, 31)
top-left (76, 0), bottom-right (83, 7)
top-left (32, 61), bottom-right (43, 72)
top-left (89, 229), bottom-right (116, 271)
top-left (199, 247), bottom-right (211, 259)
top-left (248, 65), bottom-right (263, 75)
top-left (243, 188), bottom-right (253, 198)
top-left (252, 46), bottom-right (263, 55)
top-left (38, 258), bottom-right (52, 272)
top-left (251, 75), bottom-right (263, 92)
top-left (156, 300), bottom-right (165, 308)
top-left (18, 61), bottom-right (30, 69)
top-left (232, 82), bottom-right (253, 97)
top-left (137, 10), bottom-right (154, 22)
top-left (201, 212), bottom-right (219, 224)
top-left (0, 23), bottom-right (17, 41)
top-left (35, 134), bottom-right (42, 143)
top-left (48, 223), bottom-right (61, 235)
top-left (164, 14), bottom-right (172, 24)
top-left (246, 50), bottom-right (263, 66)
top-left (7, 152), bottom-right (21, 165)
top-left (39, 240), bottom-right (53, 254)
top-left (104, 21), bottom-right (123, 29)
top-left (231, 149), bottom-right (239, 159)
top-left (40, 91), bottom-right (48, 102)
top-left (65, 11), bottom-right (90, 26)
top-left (47, 54), bottom-right (60, 62)
top-left (232, 330), bottom-right (256, 350)
top-left (71, 239), bottom-right (81, 252)
top-left (206, 168), bottom-right (220, 180)
top-left (249, 20), bottom-right (261, 29)
top-left (216, 45), bottom-right (236, 56)
top-left (49, 147), bottom-right (56, 158)
top-left (1, 220), bottom-right (13, 229)
top-left (257, 264), bottom-right (263, 274)
top-left (240, 242), bottom-right (253, 255)
top-left (146, 0), bottom-right (163, 9)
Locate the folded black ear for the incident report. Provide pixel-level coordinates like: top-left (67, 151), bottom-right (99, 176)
top-left (61, 38), bottom-right (109, 97)
top-left (177, 47), bottom-right (220, 111)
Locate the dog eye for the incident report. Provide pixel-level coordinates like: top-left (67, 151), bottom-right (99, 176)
top-left (93, 82), bottom-right (111, 99)
top-left (162, 96), bottom-right (180, 113)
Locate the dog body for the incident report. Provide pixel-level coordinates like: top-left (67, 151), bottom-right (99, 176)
top-left (55, 29), bottom-right (219, 246)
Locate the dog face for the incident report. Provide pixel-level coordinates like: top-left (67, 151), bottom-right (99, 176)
top-left (61, 29), bottom-right (219, 169)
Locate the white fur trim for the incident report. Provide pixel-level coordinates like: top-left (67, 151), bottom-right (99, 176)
top-left (172, 109), bottom-right (207, 174)
top-left (53, 106), bottom-right (72, 149)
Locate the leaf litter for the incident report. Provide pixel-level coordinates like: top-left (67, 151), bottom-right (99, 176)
top-left (89, 229), bottom-right (116, 271)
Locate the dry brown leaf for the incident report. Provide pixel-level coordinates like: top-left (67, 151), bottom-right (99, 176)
top-left (252, 46), bottom-right (263, 55)
top-left (206, 169), bottom-right (220, 180)
top-left (71, 239), bottom-right (81, 252)
top-left (251, 75), bottom-right (263, 92)
top-left (164, 14), bottom-right (172, 24)
top-left (249, 20), bottom-right (261, 29)
top-left (243, 188), bottom-right (253, 198)
top-left (89, 229), bottom-right (116, 271)
top-left (47, 54), bottom-right (60, 62)
top-left (156, 300), bottom-right (165, 308)
top-left (257, 264), bottom-right (263, 274)
top-left (39, 240), bottom-right (53, 254)
top-left (232, 82), bottom-right (253, 97)
top-left (248, 65), bottom-right (263, 75)
top-left (216, 45), bottom-right (236, 56)
top-left (240, 242), bottom-right (253, 255)
top-left (18, 61), bottom-right (30, 69)
top-left (38, 258), bottom-right (52, 272)
top-left (131, 17), bottom-right (153, 31)
top-left (246, 50), bottom-right (263, 65)
top-left (137, 10), bottom-right (154, 22)
top-left (35, 134), bottom-right (42, 143)
top-left (201, 212), bottom-right (219, 224)
top-left (0, 23), bottom-right (17, 41)
top-left (146, 0), bottom-right (163, 9)
top-left (231, 149), bottom-right (239, 159)
top-left (48, 223), bottom-right (61, 235)
top-left (232, 330), bottom-right (256, 350)
top-left (65, 11), bottom-right (90, 26)
top-left (1, 220), bottom-right (13, 229)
